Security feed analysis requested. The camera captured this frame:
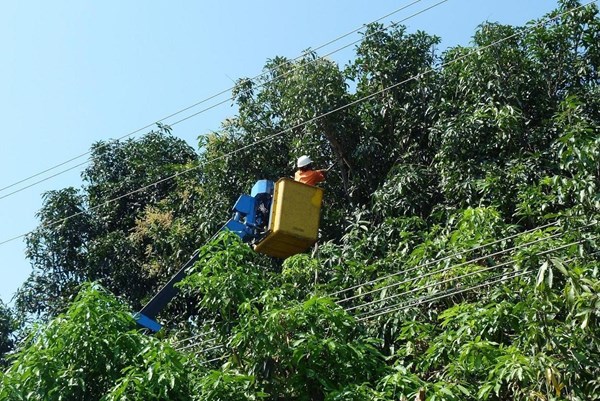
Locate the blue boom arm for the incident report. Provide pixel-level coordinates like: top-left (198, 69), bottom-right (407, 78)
top-left (135, 180), bottom-right (274, 332)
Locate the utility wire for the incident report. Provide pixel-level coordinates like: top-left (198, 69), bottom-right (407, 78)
top-left (177, 342), bottom-right (223, 353)
top-left (172, 330), bottom-right (223, 354)
top-left (172, 223), bottom-right (597, 349)
top-left (356, 246), bottom-right (599, 322)
top-left (0, 0), bottom-right (444, 201)
top-left (0, 0), bottom-right (433, 198)
top-left (357, 270), bottom-right (529, 322)
top-left (0, 160), bottom-right (90, 201)
top-left (0, 0), bottom-right (593, 248)
top-left (173, 240), bottom-right (599, 359)
top-left (330, 220), bottom-right (560, 299)
top-left (167, 0), bottom-right (450, 128)
top-left (164, 219), bottom-right (574, 350)
top-left (170, 326), bottom-right (216, 347)
top-left (169, 217), bottom-right (599, 348)
top-left (351, 236), bottom-right (594, 317)
top-left (176, 270), bottom-right (534, 359)
top-left (336, 221), bottom-right (597, 306)
top-left (202, 355), bottom-right (229, 365)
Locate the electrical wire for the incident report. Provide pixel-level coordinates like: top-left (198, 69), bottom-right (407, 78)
top-left (345, 237), bottom-right (588, 313)
top-left (0, 0), bottom-right (594, 250)
top-left (167, 0), bottom-right (450, 128)
top-left (172, 241), bottom-right (599, 360)
top-left (176, 337), bottom-right (221, 352)
top-left (331, 220), bottom-right (560, 299)
top-left (171, 222), bottom-right (598, 349)
top-left (0, 159), bottom-right (90, 201)
top-left (1, 0), bottom-right (446, 201)
top-left (170, 326), bottom-right (216, 347)
top-left (356, 270), bottom-right (529, 322)
top-left (336, 221), bottom-right (597, 306)
top-left (0, 0), bottom-right (434, 198)
top-left (202, 355), bottom-right (229, 365)
top-left (351, 236), bottom-right (595, 317)
top-left (177, 342), bottom-right (223, 353)
top-left (169, 222), bottom-right (599, 352)
top-left (355, 241), bottom-right (599, 322)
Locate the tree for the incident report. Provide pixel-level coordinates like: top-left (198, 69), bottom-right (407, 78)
top-left (0, 302), bottom-right (16, 366)
top-left (17, 127), bottom-right (200, 320)
top-left (347, 24), bottom-right (440, 201)
top-left (5, 2), bottom-right (600, 400)
top-left (1, 284), bottom-right (193, 401)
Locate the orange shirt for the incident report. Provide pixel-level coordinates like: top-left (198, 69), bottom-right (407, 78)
top-left (294, 169), bottom-right (326, 186)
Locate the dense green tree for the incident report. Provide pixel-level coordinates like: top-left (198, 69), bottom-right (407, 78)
top-left (17, 127), bottom-right (200, 320)
top-left (4, 1), bottom-right (600, 400)
top-left (0, 302), bottom-right (16, 366)
top-left (347, 24), bottom-right (440, 203)
top-left (0, 284), bottom-right (193, 400)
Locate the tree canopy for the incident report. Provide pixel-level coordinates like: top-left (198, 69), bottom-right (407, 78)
top-left (2, 1), bottom-right (599, 400)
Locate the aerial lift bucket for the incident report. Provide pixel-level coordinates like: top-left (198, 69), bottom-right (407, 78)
top-left (254, 178), bottom-right (324, 258)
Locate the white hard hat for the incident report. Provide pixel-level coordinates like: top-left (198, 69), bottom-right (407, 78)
top-left (297, 155), bottom-right (313, 168)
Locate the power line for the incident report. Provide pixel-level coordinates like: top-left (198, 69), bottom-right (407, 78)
top-left (330, 220), bottom-right (559, 299)
top-left (357, 270), bottom-right (529, 322)
top-left (351, 236), bottom-right (594, 318)
top-left (172, 223), bottom-right (598, 349)
top-left (170, 325), bottom-right (216, 347)
top-left (175, 336), bottom-right (221, 352)
top-left (0, 0), bottom-right (446, 201)
top-left (0, 0), bottom-right (434, 198)
top-left (355, 241), bottom-right (598, 322)
top-left (344, 237), bottom-right (585, 313)
top-left (170, 227), bottom-right (571, 352)
top-left (202, 355), bottom-right (229, 365)
top-left (0, 0), bottom-right (594, 249)
top-left (0, 159), bottom-right (90, 201)
top-left (0, 10), bottom-right (457, 245)
top-left (172, 241), bottom-right (599, 362)
top-left (336, 221), bottom-right (596, 306)
top-left (167, 0), bottom-right (450, 128)
top-left (171, 230), bottom-right (584, 353)
top-left (177, 342), bottom-right (223, 353)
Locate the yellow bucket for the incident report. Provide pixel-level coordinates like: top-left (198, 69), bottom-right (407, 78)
top-left (254, 178), bottom-right (324, 258)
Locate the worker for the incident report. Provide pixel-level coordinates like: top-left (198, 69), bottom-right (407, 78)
top-left (294, 155), bottom-right (326, 186)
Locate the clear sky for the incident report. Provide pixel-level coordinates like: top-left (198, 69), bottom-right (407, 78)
top-left (0, 0), bottom-right (561, 303)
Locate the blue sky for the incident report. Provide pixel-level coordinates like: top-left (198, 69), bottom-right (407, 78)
top-left (0, 0), bottom-right (561, 303)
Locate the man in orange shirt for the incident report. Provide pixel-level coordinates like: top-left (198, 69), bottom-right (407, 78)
top-left (294, 155), bottom-right (326, 186)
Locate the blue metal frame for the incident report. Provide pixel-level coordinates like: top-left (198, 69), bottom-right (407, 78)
top-left (222, 179), bottom-right (274, 243)
top-left (135, 180), bottom-right (275, 332)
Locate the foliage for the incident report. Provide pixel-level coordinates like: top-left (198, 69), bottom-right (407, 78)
top-left (231, 296), bottom-right (387, 401)
top-left (0, 284), bottom-right (193, 400)
top-left (178, 231), bottom-right (274, 334)
top-left (17, 127), bottom-right (200, 320)
top-left (0, 302), bottom-right (17, 366)
top-left (5, 1), bottom-right (600, 400)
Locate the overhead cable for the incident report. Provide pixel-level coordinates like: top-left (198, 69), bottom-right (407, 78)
top-left (336, 221), bottom-right (597, 305)
top-left (330, 220), bottom-right (560, 299)
top-left (356, 242), bottom-right (598, 321)
top-left (0, 0), bottom-right (434, 198)
top-left (167, 0), bottom-right (450, 127)
top-left (173, 243), bottom-right (599, 361)
top-left (165, 222), bottom-right (593, 351)
top-left (351, 236), bottom-right (594, 317)
top-left (170, 327), bottom-right (216, 347)
top-left (0, 0), bottom-right (594, 248)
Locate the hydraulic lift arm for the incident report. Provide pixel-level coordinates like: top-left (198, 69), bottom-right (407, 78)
top-left (135, 250), bottom-right (200, 332)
